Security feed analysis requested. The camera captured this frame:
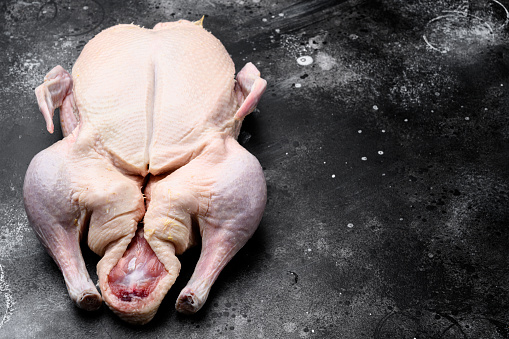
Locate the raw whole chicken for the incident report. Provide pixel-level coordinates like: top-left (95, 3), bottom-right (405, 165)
top-left (23, 19), bottom-right (267, 325)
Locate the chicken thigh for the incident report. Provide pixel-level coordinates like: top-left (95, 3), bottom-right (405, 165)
top-left (23, 19), bottom-right (267, 324)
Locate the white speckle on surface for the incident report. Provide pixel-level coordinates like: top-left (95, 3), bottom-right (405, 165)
top-left (378, 151), bottom-right (384, 155)
top-left (279, 13), bottom-right (284, 17)
top-left (317, 238), bottom-right (328, 251)
top-left (361, 157), bottom-right (367, 161)
top-left (382, 129), bottom-right (386, 133)
top-left (0, 264), bottom-right (14, 330)
top-left (295, 83), bottom-right (302, 88)
top-left (373, 105), bottom-right (379, 110)
top-left (262, 18), bottom-right (267, 22)
top-left (7, 52), bottom-right (43, 91)
top-left (347, 223), bottom-right (354, 228)
top-left (315, 51), bottom-right (337, 70)
top-left (332, 174), bottom-right (336, 178)
top-left (358, 130), bottom-right (362, 133)
top-left (83, 5), bottom-right (88, 10)
top-left (297, 55), bottom-right (313, 66)
top-left (404, 119), bottom-right (408, 122)
top-left (307, 248), bottom-right (312, 252)
top-left (275, 28), bottom-right (280, 33)
top-left (349, 34), bottom-right (358, 40)
top-left (283, 322), bottom-right (297, 333)
top-left (465, 117), bottom-right (470, 120)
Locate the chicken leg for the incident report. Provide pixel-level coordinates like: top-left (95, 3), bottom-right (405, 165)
top-left (144, 136), bottom-right (266, 314)
top-left (23, 134), bottom-right (102, 310)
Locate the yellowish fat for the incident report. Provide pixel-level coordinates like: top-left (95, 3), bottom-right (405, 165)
top-left (194, 16), bottom-right (205, 27)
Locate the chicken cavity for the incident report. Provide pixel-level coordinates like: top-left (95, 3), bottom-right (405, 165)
top-left (108, 227), bottom-right (167, 302)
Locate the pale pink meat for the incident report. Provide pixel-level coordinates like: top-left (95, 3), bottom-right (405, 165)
top-left (23, 19), bottom-right (267, 324)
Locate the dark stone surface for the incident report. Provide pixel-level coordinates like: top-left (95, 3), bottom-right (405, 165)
top-left (1, 0), bottom-right (509, 338)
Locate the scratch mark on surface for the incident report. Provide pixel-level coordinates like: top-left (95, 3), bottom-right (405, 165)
top-left (423, 12), bottom-right (493, 53)
top-left (37, 0), bottom-right (58, 26)
top-left (100, 318), bottom-right (113, 339)
top-left (423, 0), bottom-right (508, 53)
top-left (491, 0), bottom-right (509, 28)
top-left (37, 0), bottom-right (105, 37)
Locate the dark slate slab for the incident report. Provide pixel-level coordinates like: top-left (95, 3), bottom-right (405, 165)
top-left (1, 0), bottom-right (508, 338)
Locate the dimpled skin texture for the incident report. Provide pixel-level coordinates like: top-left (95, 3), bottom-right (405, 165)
top-left (24, 20), bottom-right (267, 324)
top-left (73, 23), bottom-right (237, 174)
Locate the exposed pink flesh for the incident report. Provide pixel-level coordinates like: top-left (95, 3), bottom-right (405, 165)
top-left (108, 228), bottom-right (167, 302)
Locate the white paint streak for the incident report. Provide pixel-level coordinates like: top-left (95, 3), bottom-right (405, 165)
top-left (0, 264), bottom-right (14, 329)
top-left (0, 199), bottom-right (37, 260)
top-left (7, 53), bottom-right (43, 91)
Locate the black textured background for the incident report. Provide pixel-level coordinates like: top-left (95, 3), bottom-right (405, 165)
top-left (1, 0), bottom-right (509, 338)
